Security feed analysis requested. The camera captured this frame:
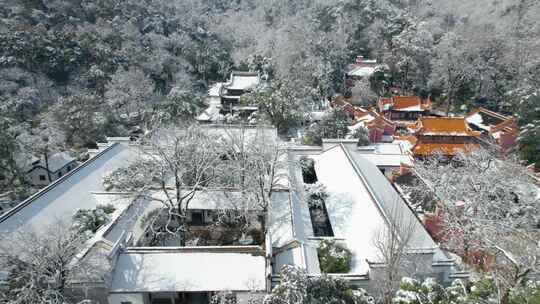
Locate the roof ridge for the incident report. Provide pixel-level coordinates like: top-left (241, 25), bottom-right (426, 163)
top-left (421, 116), bottom-right (466, 119)
top-left (339, 144), bottom-right (393, 229)
top-left (478, 107), bottom-right (511, 120)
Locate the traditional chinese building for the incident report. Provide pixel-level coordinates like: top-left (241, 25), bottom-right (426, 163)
top-left (220, 71), bottom-right (261, 115)
top-left (411, 117), bottom-right (481, 158)
top-left (220, 71), bottom-right (260, 103)
top-left (331, 95), bottom-right (356, 118)
top-left (344, 55), bottom-right (379, 86)
top-left (378, 96), bottom-right (432, 126)
top-left (332, 95), bottom-right (396, 143)
top-left (351, 107), bottom-right (396, 143)
top-left (465, 107), bottom-right (519, 154)
top-left (197, 72), bottom-right (261, 122)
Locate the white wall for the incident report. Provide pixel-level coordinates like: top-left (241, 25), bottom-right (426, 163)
top-left (108, 293), bottom-right (147, 304)
top-left (321, 140), bottom-right (358, 151)
top-left (27, 167), bottom-right (51, 186)
top-left (26, 162), bottom-right (77, 186)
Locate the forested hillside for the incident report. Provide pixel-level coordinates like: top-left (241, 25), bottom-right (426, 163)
top-left (1, 0), bottom-right (539, 201)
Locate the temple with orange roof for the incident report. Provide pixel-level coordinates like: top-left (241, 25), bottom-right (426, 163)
top-left (410, 117), bottom-right (481, 157)
top-left (351, 109), bottom-right (396, 143)
top-left (331, 95), bottom-right (356, 118)
top-left (378, 96), bottom-right (432, 125)
top-left (332, 95), bottom-right (396, 143)
top-left (465, 107), bottom-right (519, 154)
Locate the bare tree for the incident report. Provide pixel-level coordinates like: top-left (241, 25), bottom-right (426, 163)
top-left (104, 125), bottom-right (285, 246)
top-left (104, 67), bottom-right (155, 125)
top-left (411, 148), bottom-right (540, 304)
top-left (431, 32), bottom-right (473, 115)
top-left (350, 78), bottom-right (378, 107)
top-left (217, 126), bottom-right (287, 235)
top-left (0, 222), bottom-right (89, 304)
top-left (104, 125), bottom-right (222, 245)
top-left (371, 204), bottom-right (422, 304)
top-left (19, 118), bottom-right (66, 183)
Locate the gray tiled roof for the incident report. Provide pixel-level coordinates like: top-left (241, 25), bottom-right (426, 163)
top-left (342, 144), bottom-right (438, 250)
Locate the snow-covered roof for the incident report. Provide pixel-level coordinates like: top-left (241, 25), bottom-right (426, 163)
top-left (347, 66), bottom-right (376, 77)
top-left (393, 138), bottom-right (416, 153)
top-left (356, 153), bottom-right (412, 168)
top-left (0, 143), bottom-right (134, 236)
top-left (30, 151), bottom-right (77, 173)
top-left (305, 111), bottom-right (328, 122)
top-left (396, 104), bottom-right (423, 111)
top-left (196, 105), bottom-right (221, 122)
top-left (358, 143), bottom-right (402, 155)
top-left (269, 191), bottom-right (295, 248)
top-left (100, 194), bottom-right (162, 244)
top-left (314, 146), bottom-right (387, 274)
top-left (329, 143), bottom-right (413, 168)
top-left (270, 153), bottom-right (321, 274)
top-left (465, 112), bottom-right (490, 131)
top-left (342, 145), bottom-right (441, 252)
top-left (311, 145), bottom-right (443, 274)
top-left (269, 152), bottom-right (316, 249)
top-left (16, 155), bottom-right (39, 172)
top-left (208, 83), bottom-right (224, 97)
top-left (465, 108), bottom-right (519, 136)
top-left (273, 241), bottom-right (320, 275)
top-left (412, 142), bottom-right (478, 156)
top-left (109, 247), bottom-right (266, 292)
top-left (415, 117), bottom-right (481, 137)
top-left (223, 72), bottom-right (260, 91)
top-left (380, 96), bottom-right (432, 113)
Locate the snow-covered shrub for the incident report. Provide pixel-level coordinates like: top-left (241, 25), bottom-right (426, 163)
top-left (317, 239), bottom-right (352, 273)
top-left (211, 291), bottom-right (237, 304)
top-left (392, 276), bottom-right (536, 304)
top-left (351, 127), bottom-right (370, 147)
top-left (302, 108), bottom-right (350, 146)
top-left (264, 265), bottom-right (373, 304)
top-left (304, 182), bottom-right (328, 208)
top-left (393, 277), bottom-right (467, 304)
top-left (467, 277), bottom-right (498, 303)
top-left (72, 204), bottom-right (116, 235)
top-left (509, 280), bottom-right (540, 304)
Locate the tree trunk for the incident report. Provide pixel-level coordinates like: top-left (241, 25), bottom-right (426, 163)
top-left (446, 88), bottom-right (453, 116)
top-left (179, 228), bottom-right (186, 247)
top-left (58, 267), bottom-right (67, 294)
top-left (44, 153), bottom-right (52, 183)
top-left (500, 288), bottom-right (510, 304)
top-left (177, 200), bottom-right (188, 247)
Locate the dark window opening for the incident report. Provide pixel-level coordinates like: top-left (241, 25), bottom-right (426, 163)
top-left (39, 175), bottom-right (46, 181)
top-left (300, 157), bottom-right (318, 184)
top-left (309, 202), bottom-right (334, 237)
top-left (190, 211), bottom-right (204, 226)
